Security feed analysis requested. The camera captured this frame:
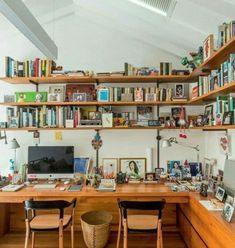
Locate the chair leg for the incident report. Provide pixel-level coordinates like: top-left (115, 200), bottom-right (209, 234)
top-left (116, 212), bottom-right (122, 248)
top-left (24, 225), bottom-right (30, 248)
top-left (71, 224), bottom-right (74, 248)
top-left (31, 232), bottom-right (35, 248)
top-left (157, 220), bottom-right (162, 248)
top-left (59, 220), bottom-right (64, 248)
top-left (123, 219), bottom-right (128, 248)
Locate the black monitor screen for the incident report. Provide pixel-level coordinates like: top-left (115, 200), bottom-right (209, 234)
top-left (28, 146), bottom-right (74, 174)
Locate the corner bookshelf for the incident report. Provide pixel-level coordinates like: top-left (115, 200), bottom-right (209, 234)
top-left (1, 35), bottom-right (235, 131)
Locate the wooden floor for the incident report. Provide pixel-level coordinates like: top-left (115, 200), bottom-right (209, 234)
top-left (0, 231), bottom-right (186, 248)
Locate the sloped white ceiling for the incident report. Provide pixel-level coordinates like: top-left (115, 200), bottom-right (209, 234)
top-left (0, 0), bottom-right (234, 60)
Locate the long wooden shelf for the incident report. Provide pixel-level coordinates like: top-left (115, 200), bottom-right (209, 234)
top-left (0, 126), bottom-right (232, 131)
top-left (0, 100), bottom-right (189, 106)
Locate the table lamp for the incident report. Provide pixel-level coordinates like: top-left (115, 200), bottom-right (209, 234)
top-left (9, 138), bottom-right (20, 171)
top-left (162, 137), bottom-right (199, 163)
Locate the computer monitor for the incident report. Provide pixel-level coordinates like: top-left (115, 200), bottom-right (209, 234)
top-left (223, 159), bottom-right (235, 194)
top-left (27, 146), bottom-right (74, 179)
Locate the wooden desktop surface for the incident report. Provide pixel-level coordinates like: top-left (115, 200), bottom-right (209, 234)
top-left (0, 183), bottom-right (234, 248)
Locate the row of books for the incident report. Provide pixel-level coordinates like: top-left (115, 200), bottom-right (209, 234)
top-left (97, 87), bottom-right (178, 102)
top-left (217, 21), bottom-right (235, 49)
top-left (4, 57), bottom-right (57, 77)
top-left (191, 53), bottom-right (235, 98)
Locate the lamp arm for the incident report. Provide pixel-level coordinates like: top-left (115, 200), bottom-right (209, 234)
top-left (172, 140), bottom-right (199, 151)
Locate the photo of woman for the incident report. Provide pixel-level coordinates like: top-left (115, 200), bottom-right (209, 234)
top-left (120, 158), bottom-right (146, 179)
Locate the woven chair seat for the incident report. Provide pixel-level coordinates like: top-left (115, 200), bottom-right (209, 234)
top-left (30, 214), bottom-right (71, 229)
top-left (127, 215), bottom-right (159, 230)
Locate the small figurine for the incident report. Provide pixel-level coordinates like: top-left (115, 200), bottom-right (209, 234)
top-left (181, 46), bottom-right (203, 70)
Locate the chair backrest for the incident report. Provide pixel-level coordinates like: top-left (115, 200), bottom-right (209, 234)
top-left (24, 198), bottom-right (77, 219)
top-left (117, 199), bottom-right (166, 219)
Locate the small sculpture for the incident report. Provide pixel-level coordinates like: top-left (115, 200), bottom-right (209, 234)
top-left (181, 46), bottom-right (203, 70)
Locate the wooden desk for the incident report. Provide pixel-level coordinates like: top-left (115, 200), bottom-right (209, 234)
top-left (0, 184), bottom-right (235, 248)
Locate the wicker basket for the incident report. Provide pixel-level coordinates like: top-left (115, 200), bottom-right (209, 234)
top-left (81, 210), bottom-right (113, 248)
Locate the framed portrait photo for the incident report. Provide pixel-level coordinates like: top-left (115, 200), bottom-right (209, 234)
top-left (102, 158), bottom-right (118, 179)
top-left (73, 92), bottom-right (87, 102)
top-left (215, 186), bottom-right (226, 202)
top-left (119, 158), bottom-right (146, 179)
top-left (174, 84), bottom-right (184, 98)
top-left (203, 34), bottom-right (214, 61)
top-left (223, 111), bottom-right (233, 125)
top-left (155, 168), bottom-right (164, 180)
top-left (222, 202), bottom-right (235, 222)
top-left (204, 104), bottom-right (213, 118)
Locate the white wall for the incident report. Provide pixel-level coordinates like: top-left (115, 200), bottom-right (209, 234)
top-left (0, 12), bottom-right (205, 176)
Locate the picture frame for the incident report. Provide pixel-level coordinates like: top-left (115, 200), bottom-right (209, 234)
top-left (203, 34), bottom-right (214, 61)
top-left (155, 168), bottom-right (164, 180)
top-left (225, 195), bottom-right (235, 207)
top-left (222, 202), bottom-right (234, 222)
top-left (73, 92), bottom-right (87, 102)
top-left (102, 158), bottom-right (118, 179)
top-left (215, 186), bottom-right (226, 202)
top-left (167, 160), bottom-right (182, 177)
top-left (74, 157), bottom-right (91, 176)
top-left (49, 86), bottom-right (65, 101)
top-left (134, 88), bottom-right (144, 102)
top-left (204, 104), bottom-right (213, 118)
top-left (137, 106), bottom-right (153, 121)
top-left (174, 84), bottom-right (184, 98)
top-left (171, 107), bottom-right (186, 127)
top-left (189, 162), bottom-right (202, 176)
top-left (119, 158), bottom-right (146, 179)
top-left (145, 172), bottom-right (155, 181)
top-left (204, 158), bottom-right (212, 180)
top-left (223, 111), bottom-right (233, 125)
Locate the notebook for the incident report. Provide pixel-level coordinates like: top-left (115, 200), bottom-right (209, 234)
top-left (67, 185), bottom-right (82, 192)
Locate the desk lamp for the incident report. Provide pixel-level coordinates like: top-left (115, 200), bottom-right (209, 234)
top-left (9, 138), bottom-right (20, 171)
top-left (162, 137), bottom-right (200, 164)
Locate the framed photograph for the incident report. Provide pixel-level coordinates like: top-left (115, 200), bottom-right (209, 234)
top-left (119, 158), bottom-right (146, 179)
top-left (225, 195), bottom-right (235, 207)
top-left (174, 84), bottom-right (184, 98)
top-left (49, 86), bottom-right (65, 101)
top-left (73, 92), bottom-right (87, 102)
top-left (167, 160), bottom-right (182, 177)
top-left (189, 162), bottom-right (202, 176)
top-left (171, 107), bottom-right (186, 127)
top-left (215, 186), bottom-right (226, 202)
top-left (155, 168), bottom-right (164, 180)
top-left (203, 34), bottom-right (214, 61)
top-left (102, 158), bottom-right (118, 179)
top-left (204, 158), bottom-right (212, 180)
top-left (223, 111), bottom-right (233, 125)
top-left (204, 104), bottom-right (213, 118)
top-left (145, 172), bottom-right (155, 181)
top-left (88, 111), bottom-right (101, 120)
top-left (74, 157), bottom-right (91, 175)
top-left (134, 88), bottom-right (144, 102)
top-left (137, 106), bottom-right (153, 121)
top-left (222, 202), bottom-right (234, 222)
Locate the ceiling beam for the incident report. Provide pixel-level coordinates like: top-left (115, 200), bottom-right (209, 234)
top-left (0, 0), bottom-right (58, 59)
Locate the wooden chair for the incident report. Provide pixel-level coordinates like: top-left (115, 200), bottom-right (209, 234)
top-left (117, 199), bottom-right (165, 248)
top-left (24, 198), bottom-right (77, 248)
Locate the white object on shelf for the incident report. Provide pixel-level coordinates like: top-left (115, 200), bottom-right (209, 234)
top-left (146, 147), bottom-right (153, 172)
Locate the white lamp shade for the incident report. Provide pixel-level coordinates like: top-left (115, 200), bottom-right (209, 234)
top-left (162, 139), bottom-right (171, 148)
top-left (9, 138), bottom-right (20, 149)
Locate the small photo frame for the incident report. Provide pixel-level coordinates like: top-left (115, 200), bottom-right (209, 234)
top-left (98, 88), bottom-right (109, 102)
top-left (119, 158), bottom-right (146, 179)
top-left (145, 172), bottom-right (155, 181)
top-left (155, 168), bottom-right (164, 180)
top-left (203, 34), bottom-right (214, 61)
top-left (215, 186), bottom-right (226, 202)
top-left (74, 157), bottom-right (91, 175)
top-left (225, 195), bottom-right (235, 207)
top-left (204, 104), bottom-right (213, 118)
top-left (189, 162), bottom-right (202, 176)
top-left (223, 111), bottom-right (233, 125)
top-left (73, 92), bottom-right (87, 102)
top-left (174, 84), bottom-right (184, 98)
top-left (49, 86), bottom-right (65, 101)
top-left (167, 160), bottom-right (182, 177)
top-left (102, 158), bottom-right (118, 179)
top-left (204, 158), bottom-right (212, 180)
top-left (222, 202), bottom-right (234, 223)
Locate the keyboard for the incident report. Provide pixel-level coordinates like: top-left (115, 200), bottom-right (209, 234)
top-left (1, 184), bottom-right (24, 192)
top-left (33, 184), bottom-right (57, 189)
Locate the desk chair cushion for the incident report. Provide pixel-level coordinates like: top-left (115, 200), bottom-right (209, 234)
top-left (127, 215), bottom-right (159, 230)
top-left (30, 214), bottom-right (72, 230)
